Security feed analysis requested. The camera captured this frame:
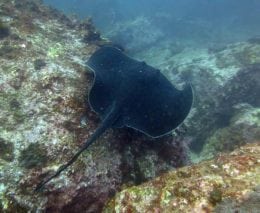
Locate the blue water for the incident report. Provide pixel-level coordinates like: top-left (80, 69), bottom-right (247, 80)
top-left (44, 0), bottom-right (260, 50)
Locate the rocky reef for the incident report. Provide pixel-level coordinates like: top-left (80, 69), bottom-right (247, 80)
top-left (0, 1), bottom-right (188, 212)
top-left (104, 143), bottom-right (260, 212)
top-left (198, 104), bottom-right (260, 161)
top-left (106, 16), bottom-right (164, 54)
top-left (0, 0), bottom-right (259, 212)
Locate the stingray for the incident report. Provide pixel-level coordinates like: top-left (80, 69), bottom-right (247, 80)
top-left (35, 46), bottom-right (193, 191)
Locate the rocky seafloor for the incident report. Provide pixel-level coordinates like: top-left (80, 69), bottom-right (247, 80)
top-left (0, 0), bottom-right (259, 212)
top-left (104, 143), bottom-right (260, 212)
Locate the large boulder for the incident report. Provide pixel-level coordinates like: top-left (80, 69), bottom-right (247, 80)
top-left (104, 142), bottom-right (260, 212)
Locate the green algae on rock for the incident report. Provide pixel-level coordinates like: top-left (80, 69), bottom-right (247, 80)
top-left (104, 143), bottom-right (260, 212)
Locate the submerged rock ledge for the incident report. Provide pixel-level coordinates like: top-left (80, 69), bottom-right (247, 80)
top-left (104, 142), bottom-right (260, 212)
top-left (1, 0), bottom-right (260, 212)
top-left (0, 1), bottom-right (188, 212)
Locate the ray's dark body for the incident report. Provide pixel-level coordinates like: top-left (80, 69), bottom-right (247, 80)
top-left (88, 47), bottom-right (193, 137)
top-left (35, 46), bottom-right (193, 191)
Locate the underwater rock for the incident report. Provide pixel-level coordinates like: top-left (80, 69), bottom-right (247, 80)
top-left (81, 18), bottom-right (101, 44)
top-left (0, 1), bottom-right (189, 212)
top-left (248, 36), bottom-right (260, 45)
top-left (194, 49), bottom-right (260, 153)
top-left (106, 16), bottom-right (163, 53)
top-left (0, 43), bottom-right (22, 60)
top-left (118, 134), bottom-right (190, 185)
top-left (18, 143), bottom-right (48, 169)
top-left (104, 143), bottom-right (260, 212)
top-left (199, 104), bottom-right (260, 161)
top-left (1, 0), bottom-right (259, 212)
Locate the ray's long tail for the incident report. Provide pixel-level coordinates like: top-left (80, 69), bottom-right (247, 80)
top-left (35, 103), bottom-right (118, 192)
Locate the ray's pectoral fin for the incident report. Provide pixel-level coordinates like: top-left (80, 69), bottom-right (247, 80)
top-left (35, 46), bottom-right (193, 192)
top-left (35, 103), bottom-right (118, 192)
